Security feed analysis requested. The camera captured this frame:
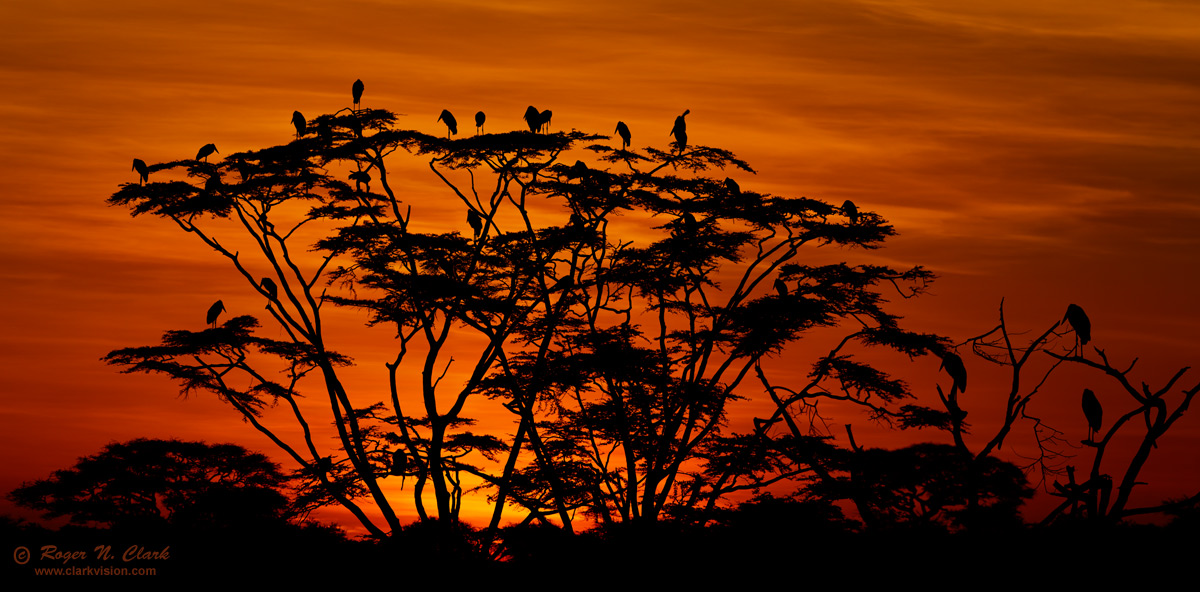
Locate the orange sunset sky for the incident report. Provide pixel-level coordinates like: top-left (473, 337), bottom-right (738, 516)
top-left (2, 0), bottom-right (1199, 532)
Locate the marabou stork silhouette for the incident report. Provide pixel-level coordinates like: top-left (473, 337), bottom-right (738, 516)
top-left (206, 300), bottom-right (226, 327)
top-left (132, 159), bottom-right (149, 184)
top-left (348, 170), bottom-right (371, 189)
top-left (196, 143), bottom-right (218, 162)
top-left (842, 200), bottom-right (859, 225)
top-left (261, 277), bottom-right (278, 301)
top-left (774, 278), bottom-right (788, 297)
top-left (475, 111), bottom-right (486, 135)
top-left (291, 111), bottom-right (306, 139)
top-left (615, 121), bottom-right (631, 150)
top-left (1082, 388), bottom-right (1103, 442)
top-left (523, 106), bottom-right (541, 133)
top-left (1064, 304), bottom-right (1091, 348)
top-left (467, 209), bottom-right (483, 238)
top-left (670, 109), bottom-right (689, 150)
top-left (437, 109), bottom-right (458, 137)
top-left (539, 109), bottom-right (553, 133)
top-left (352, 79), bottom-right (364, 111)
top-left (389, 449), bottom-right (408, 477)
top-left (939, 351), bottom-right (967, 394)
top-left (724, 177), bottom-right (740, 195)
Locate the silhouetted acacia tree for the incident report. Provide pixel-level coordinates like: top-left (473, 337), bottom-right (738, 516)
top-left (106, 90), bottom-right (946, 537)
top-left (8, 439), bottom-right (295, 531)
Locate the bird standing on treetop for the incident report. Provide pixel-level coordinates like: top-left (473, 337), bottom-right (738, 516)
top-left (291, 111), bottom-right (306, 139)
top-left (539, 109), bottom-right (553, 133)
top-left (475, 111), bottom-right (486, 135)
top-left (389, 449), bottom-right (407, 477)
top-left (670, 109), bottom-right (689, 149)
top-left (615, 121), bottom-right (631, 150)
top-left (1082, 388), bottom-right (1102, 442)
top-left (1064, 304), bottom-right (1091, 347)
top-left (724, 177), bottom-right (740, 195)
top-left (939, 351), bottom-right (967, 394)
top-left (467, 209), bottom-right (483, 238)
top-left (196, 143), bottom-right (218, 162)
top-left (774, 278), bottom-right (788, 297)
top-left (132, 159), bottom-right (149, 184)
top-left (352, 79), bottom-right (364, 110)
top-left (437, 110), bottom-right (458, 137)
top-left (206, 300), bottom-right (226, 327)
top-left (523, 106), bottom-right (541, 133)
top-left (842, 200), bottom-right (859, 224)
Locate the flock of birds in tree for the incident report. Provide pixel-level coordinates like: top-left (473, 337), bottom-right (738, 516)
top-left (134, 80), bottom-right (1107, 445)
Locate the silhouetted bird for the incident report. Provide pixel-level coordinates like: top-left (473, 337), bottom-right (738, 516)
top-left (291, 111), bottom-right (306, 139)
top-left (475, 111), bottom-right (486, 135)
top-left (725, 177), bottom-right (740, 195)
top-left (539, 109), bottom-right (553, 133)
top-left (261, 277), bottom-right (278, 300)
top-left (352, 79), bottom-right (364, 110)
top-left (348, 170), bottom-right (371, 187)
top-left (206, 300), bottom-right (226, 327)
top-left (318, 120), bottom-right (333, 144)
top-left (1064, 304), bottom-right (1091, 346)
top-left (437, 109), bottom-right (458, 137)
top-left (348, 116), bottom-right (363, 139)
top-left (523, 106), bottom-right (541, 133)
top-left (670, 109), bottom-right (690, 149)
top-left (842, 200), bottom-right (859, 224)
top-left (939, 351), bottom-right (967, 394)
top-left (204, 173), bottom-right (221, 193)
top-left (614, 121), bottom-right (631, 150)
top-left (774, 278), bottom-right (788, 297)
top-left (1082, 388), bottom-right (1102, 441)
top-left (196, 143), bottom-right (218, 162)
top-left (389, 449), bottom-right (407, 477)
top-left (132, 159), bottom-right (149, 184)
top-left (467, 209), bottom-right (483, 238)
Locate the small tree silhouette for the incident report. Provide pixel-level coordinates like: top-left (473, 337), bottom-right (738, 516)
top-left (106, 89), bottom-right (944, 538)
top-left (8, 438), bottom-right (296, 531)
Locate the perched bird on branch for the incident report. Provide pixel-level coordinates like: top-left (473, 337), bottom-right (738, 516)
top-left (939, 351), bottom-right (967, 394)
top-left (467, 209), bottom-right (483, 238)
top-left (291, 111), bottom-right (306, 139)
top-left (196, 143), bottom-right (218, 162)
top-left (352, 79), bottom-right (364, 110)
top-left (1064, 304), bottom-right (1091, 347)
top-left (437, 109), bottom-right (458, 137)
top-left (670, 109), bottom-right (689, 149)
top-left (1082, 388), bottom-right (1102, 441)
top-left (475, 111), bottom-right (486, 135)
top-left (774, 278), bottom-right (788, 297)
top-left (523, 106), bottom-right (541, 133)
top-left (132, 159), bottom-right (149, 184)
top-left (842, 200), bottom-right (859, 225)
top-left (389, 449), bottom-right (408, 477)
top-left (539, 109), bottom-right (553, 133)
top-left (724, 177), bottom-right (740, 195)
top-left (261, 277), bottom-right (278, 300)
top-left (206, 300), bottom-right (226, 327)
top-left (615, 121), bottom-right (631, 150)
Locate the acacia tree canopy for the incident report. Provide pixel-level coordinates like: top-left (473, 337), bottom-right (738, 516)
top-left (104, 95), bottom-right (951, 535)
top-left (9, 438), bottom-right (296, 530)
